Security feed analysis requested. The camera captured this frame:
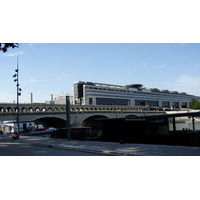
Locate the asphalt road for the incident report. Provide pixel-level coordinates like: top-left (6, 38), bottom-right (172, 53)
top-left (0, 140), bottom-right (104, 156)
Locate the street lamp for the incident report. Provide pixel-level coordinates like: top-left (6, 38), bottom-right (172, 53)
top-left (13, 56), bottom-right (21, 138)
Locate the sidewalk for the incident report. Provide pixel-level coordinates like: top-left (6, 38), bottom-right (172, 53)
top-left (1, 134), bottom-right (200, 156)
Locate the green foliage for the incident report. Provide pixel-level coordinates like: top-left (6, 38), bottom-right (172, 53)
top-left (189, 98), bottom-right (200, 109)
top-left (0, 43), bottom-right (19, 53)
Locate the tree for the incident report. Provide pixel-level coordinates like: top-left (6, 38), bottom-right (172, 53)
top-left (0, 43), bottom-right (19, 53)
top-left (189, 98), bottom-right (200, 109)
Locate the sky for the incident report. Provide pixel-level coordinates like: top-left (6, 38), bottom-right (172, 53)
top-left (0, 43), bottom-right (200, 103)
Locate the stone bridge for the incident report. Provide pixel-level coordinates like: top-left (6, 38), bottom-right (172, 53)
top-left (0, 103), bottom-right (164, 130)
top-left (0, 103), bottom-right (160, 113)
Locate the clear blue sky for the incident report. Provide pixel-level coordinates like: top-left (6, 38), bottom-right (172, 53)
top-left (1, 43), bottom-right (200, 103)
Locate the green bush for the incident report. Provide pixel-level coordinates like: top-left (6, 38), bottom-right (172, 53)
top-left (189, 98), bottom-right (200, 109)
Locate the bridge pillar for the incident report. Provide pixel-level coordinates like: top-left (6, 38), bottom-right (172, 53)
top-left (66, 96), bottom-right (71, 140)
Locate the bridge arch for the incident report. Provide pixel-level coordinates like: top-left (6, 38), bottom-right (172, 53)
top-left (80, 115), bottom-right (109, 137)
top-left (79, 114), bottom-right (109, 125)
top-left (0, 107), bottom-right (5, 113)
top-left (47, 107), bottom-right (53, 112)
top-left (31, 116), bottom-right (67, 128)
top-left (28, 107), bottom-right (33, 112)
top-left (21, 107), bottom-right (28, 112)
top-left (41, 107), bottom-right (47, 112)
top-left (6, 107), bottom-right (14, 112)
top-left (53, 107), bottom-right (59, 112)
top-left (35, 107), bottom-right (40, 112)
top-left (59, 107), bottom-right (65, 112)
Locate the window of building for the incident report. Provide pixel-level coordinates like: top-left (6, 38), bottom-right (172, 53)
top-left (89, 98), bottom-right (93, 105)
top-left (181, 102), bottom-right (188, 108)
top-left (172, 102), bottom-right (179, 108)
top-left (135, 100), bottom-right (158, 106)
top-left (96, 98), bottom-right (129, 105)
top-left (162, 101), bottom-right (170, 107)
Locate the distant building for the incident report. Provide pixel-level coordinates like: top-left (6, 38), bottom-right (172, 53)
top-left (54, 94), bottom-right (74, 105)
top-left (73, 81), bottom-right (198, 109)
top-left (45, 94), bottom-right (55, 105)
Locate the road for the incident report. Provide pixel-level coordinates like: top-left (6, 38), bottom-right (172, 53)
top-left (0, 140), bottom-right (104, 156)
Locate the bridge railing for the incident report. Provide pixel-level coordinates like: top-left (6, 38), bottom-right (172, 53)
top-left (0, 104), bottom-right (165, 114)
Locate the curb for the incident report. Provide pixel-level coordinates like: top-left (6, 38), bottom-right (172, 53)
top-left (18, 139), bottom-right (143, 156)
top-left (33, 142), bottom-right (142, 156)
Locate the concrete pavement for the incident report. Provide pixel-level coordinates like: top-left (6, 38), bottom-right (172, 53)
top-left (1, 134), bottom-right (200, 156)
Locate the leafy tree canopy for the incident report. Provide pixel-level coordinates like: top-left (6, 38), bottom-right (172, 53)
top-left (0, 43), bottom-right (19, 53)
top-left (189, 98), bottom-right (200, 109)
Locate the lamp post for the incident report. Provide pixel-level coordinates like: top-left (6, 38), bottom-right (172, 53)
top-left (13, 56), bottom-right (21, 138)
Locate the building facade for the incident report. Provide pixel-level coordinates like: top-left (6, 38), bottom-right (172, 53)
top-left (73, 81), bottom-right (197, 109)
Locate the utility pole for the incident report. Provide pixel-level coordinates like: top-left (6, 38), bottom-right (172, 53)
top-left (13, 56), bottom-right (22, 138)
top-left (66, 96), bottom-right (71, 140)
